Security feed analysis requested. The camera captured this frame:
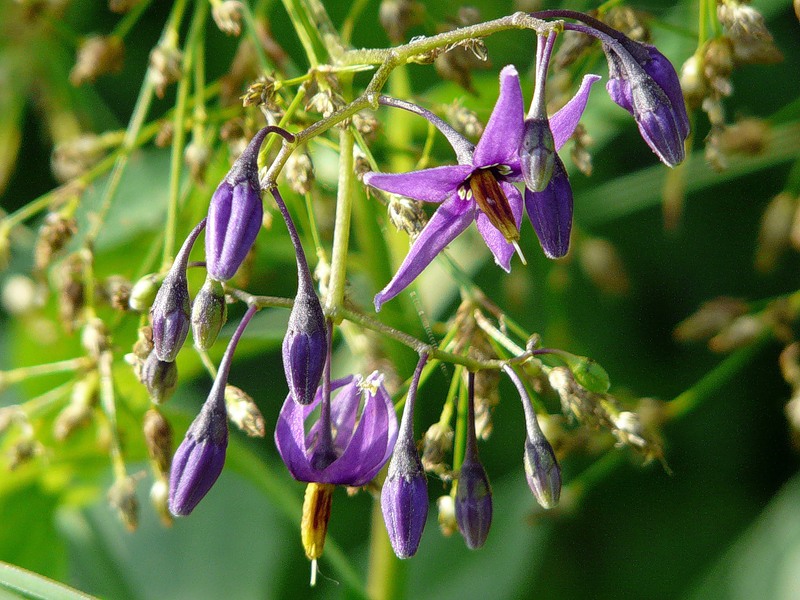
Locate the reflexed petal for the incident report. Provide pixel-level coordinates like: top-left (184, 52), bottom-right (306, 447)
top-left (475, 182), bottom-right (522, 272)
top-left (323, 374), bottom-right (397, 485)
top-left (550, 74), bottom-right (602, 150)
top-left (473, 65), bottom-right (525, 168)
top-left (274, 393), bottom-right (317, 482)
top-left (524, 156), bottom-right (573, 259)
top-left (364, 165), bottom-right (472, 203)
top-left (374, 196), bottom-right (474, 311)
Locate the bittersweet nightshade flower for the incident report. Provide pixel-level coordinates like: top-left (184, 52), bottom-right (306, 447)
top-left (273, 188), bottom-right (327, 406)
top-left (455, 372), bottom-right (492, 549)
top-left (151, 218), bottom-right (206, 362)
top-left (205, 127), bottom-right (269, 282)
top-left (504, 365), bottom-right (561, 509)
top-left (382, 354), bottom-right (429, 559)
top-left (274, 371), bottom-right (398, 486)
top-left (169, 305), bottom-right (256, 516)
top-left (366, 66), bottom-right (599, 309)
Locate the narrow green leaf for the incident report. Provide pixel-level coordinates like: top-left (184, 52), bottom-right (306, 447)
top-left (0, 562), bottom-right (96, 600)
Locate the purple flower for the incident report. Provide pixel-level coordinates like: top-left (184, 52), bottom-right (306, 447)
top-left (603, 41), bottom-right (689, 167)
top-left (275, 372), bottom-right (398, 486)
top-left (524, 154), bottom-right (574, 259)
top-left (365, 66), bottom-right (599, 310)
top-left (381, 354), bottom-right (429, 559)
top-left (169, 379), bottom-right (228, 516)
top-left (282, 287), bottom-right (327, 405)
top-left (205, 127), bottom-right (269, 282)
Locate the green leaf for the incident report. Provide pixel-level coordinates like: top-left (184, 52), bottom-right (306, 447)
top-left (0, 561), bottom-right (96, 600)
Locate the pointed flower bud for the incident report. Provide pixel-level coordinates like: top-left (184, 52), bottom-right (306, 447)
top-left (504, 365), bottom-right (561, 509)
top-left (191, 276), bottom-right (227, 350)
top-left (129, 272), bottom-right (163, 312)
top-left (283, 285), bottom-right (327, 405)
top-left (520, 118), bottom-right (556, 192)
top-left (455, 372), bottom-right (492, 549)
top-left (273, 187), bottom-right (328, 406)
top-left (151, 219), bottom-right (206, 362)
top-left (381, 354), bottom-right (429, 559)
top-left (603, 41), bottom-right (689, 167)
top-left (168, 385), bottom-right (228, 517)
top-left (206, 128), bottom-right (269, 281)
top-left (169, 305), bottom-right (256, 516)
top-left (141, 351), bottom-right (178, 404)
top-left (524, 155), bottom-right (573, 258)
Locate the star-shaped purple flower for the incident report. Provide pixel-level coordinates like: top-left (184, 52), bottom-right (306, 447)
top-left (274, 372), bottom-right (398, 486)
top-left (364, 66), bottom-right (599, 311)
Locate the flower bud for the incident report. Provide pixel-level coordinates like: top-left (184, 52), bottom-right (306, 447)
top-left (560, 353), bottom-right (611, 394)
top-left (604, 42), bottom-right (689, 167)
top-left (129, 273), bottom-right (164, 312)
top-left (206, 128), bottom-right (269, 282)
top-left (141, 351), bottom-right (179, 404)
top-left (143, 408), bottom-right (173, 476)
top-left (381, 355), bottom-right (429, 559)
top-left (191, 277), bottom-right (227, 350)
top-left (282, 285), bottom-right (327, 405)
top-left (455, 459), bottom-right (492, 549)
top-left (108, 476), bottom-right (139, 532)
top-left (520, 118), bottom-right (556, 192)
top-left (524, 155), bottom-right (573, 258)
top-left (169, 386), bottom-right (228, 516)
top-left (151, 221), bottom-right (205, 361)
top-left (224, 385), bottom-right (265, 437)
top-left (523, 437), bottom-right (561, 509)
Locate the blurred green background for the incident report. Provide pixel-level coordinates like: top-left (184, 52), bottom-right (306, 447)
top-left (2, 0), bottom-right (800, 599)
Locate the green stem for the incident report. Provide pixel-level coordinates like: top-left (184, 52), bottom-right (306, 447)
top-left (240, 2), bottom-right (272, 73)
top-left (163, 0), bottom-right (208, 269)
top-left (279, 0), bottom-right (321, 67)
top-left (326, 128), bottom-right (355, 313)
top-left (113, 0), bottom-right (155, 39)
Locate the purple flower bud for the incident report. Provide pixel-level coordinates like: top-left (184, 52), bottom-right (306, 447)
top-left (504, 364), bottom-right (562, 510)
top-left (141, 350), bottom-right (178, 404)
top-left (604, 43), bottom-right (688, 167)
top-left (381, 354), bottom-right (429, 559)
top-left (168, 383), bottom-right (228, 516)
top-left (524, 155), bottom-right (573, 258)
top-left (523, 437), bottom-right (561, 510)
top-left (455, 371), bottom-right (492, 549)
top-left (191, 277), bottom-right (227, 350)
top-left (206, 128), bottom-right (269, 281)
top-left (151, 220), bottom-right (205, 362)
top-left (282, 285), bottom-right (327, 405)
top-left (520, 118), bottom-right (556, 193)
top-left (455, 459), bottom-right (493, 550)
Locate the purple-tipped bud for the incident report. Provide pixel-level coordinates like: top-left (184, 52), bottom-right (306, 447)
top-left (524, 155), bottom-right (573, 258)
top-left (151, 219), bottom-right (206, 362)
top-left (604, 43), bottom-right (689, 167)
top-left (523, 437), bottom-right (561, 509)
top-left (206, 128), bottom-right (269, 281)
top-left (282, 285), bottom-right (327, 405)
top-left (141, 351), bottom-right (178, 404)
top-left (455, 458), bottom-right (493, 550)
top-left (169, 383), bottom-right (228, 516)
top-left (381, 441), bottom-right (429, 559)
top-left (191, 277), bottom-right (227, 350)
top-left (520, 118), bottom-right (556, 193)
top-left (150, 269), bottom-right (190, 362)
top-left (381, 354), bottom-right (429, 559)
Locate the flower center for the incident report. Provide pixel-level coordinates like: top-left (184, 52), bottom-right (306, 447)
top-left (459, 167), bottom-right (518, 243)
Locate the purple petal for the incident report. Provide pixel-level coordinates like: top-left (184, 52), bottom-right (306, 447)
top-left (474, 182), bottom-right (522, 272)
top-left (374, 196), bottom-right (474, 311)
top-left (364, 165), bottom-right (472, 203)
top-left (550, 74), bottom-right (602, 150)
top-left (473, 65), bottom-right (525, 168)
top-left (274, 393), bottom-right (317, 482)
top-left (524, 156), bottom-right (573, 259)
